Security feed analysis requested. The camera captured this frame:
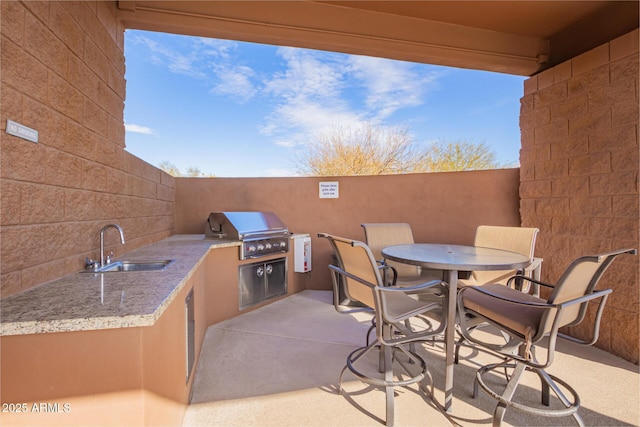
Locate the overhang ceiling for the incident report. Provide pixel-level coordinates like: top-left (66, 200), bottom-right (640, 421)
top-left (117, 1), bottom-right (639, 76)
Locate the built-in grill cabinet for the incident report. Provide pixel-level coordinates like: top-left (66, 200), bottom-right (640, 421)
top-left (239, 257), bottom-right (287, 310)
top-left (205, 211), bottom-right (290, 309)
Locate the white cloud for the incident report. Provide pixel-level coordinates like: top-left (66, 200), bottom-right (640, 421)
top-left (259, 47), bottom-right (444, 147)
top-left (210, 64), bottom-right (257, 103)
top-left (134, 35), bottom-right (205, 79)
top-left (264, 47), bottom-right (345, 101)
top-left (133, 34), bottom-right (259, 102)
top-left (261, 48), bottom-right (363, 144)
top-left (197, 37), bottom-right (235, 59)
top-left (268, 100), bottom-right (362, 144)
top-left (131, 32), bottom-right (445, 150)
top-left (125, 123), bottom-right (155, 135)
top-left (347, 55), bottom-right (442, 119)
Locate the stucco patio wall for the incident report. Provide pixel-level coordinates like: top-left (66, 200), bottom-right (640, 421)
top-left (0, 1), bottom-right (175, 298)
top-left (519, 29), bottom-right (639, 363)
top-left (174, 168), bottom-right (522, 290)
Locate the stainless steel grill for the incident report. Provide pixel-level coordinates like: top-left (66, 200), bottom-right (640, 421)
top-left (205, 211), bottom-right (290, 260)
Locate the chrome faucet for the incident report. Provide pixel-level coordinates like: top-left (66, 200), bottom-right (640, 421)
top-left (100, 224), bottom-right (125, 268)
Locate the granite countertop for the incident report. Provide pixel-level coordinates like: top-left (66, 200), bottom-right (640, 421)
top-left (0, 235), bottom-right (240, 336)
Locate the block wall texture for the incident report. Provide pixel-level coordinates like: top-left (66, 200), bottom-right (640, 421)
top-left (1, 1), bottom-right (175, 298)
top-left (520, 29), bottom-right (639, 363)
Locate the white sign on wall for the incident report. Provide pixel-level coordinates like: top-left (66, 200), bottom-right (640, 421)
top-left (319, 181), bottom-right (339, 199)
top-left (6, 120), bottom-right (38, 143)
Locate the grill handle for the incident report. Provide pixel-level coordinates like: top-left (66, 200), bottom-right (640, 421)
top-left (207, 217), bottom-right (223, 234)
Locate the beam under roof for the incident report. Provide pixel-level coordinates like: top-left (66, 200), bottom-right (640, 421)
top-left (117, 1), bottom-right (638, 76)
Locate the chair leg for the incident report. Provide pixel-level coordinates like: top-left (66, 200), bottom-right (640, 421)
top-left (492, 362), bottom-right (526, 427)
top-left (534, 369), bottom-right (551, 406)
top-left (493, 404), bottom-right (508, 427)
top-left (341, 322), bottom-right (429, 427)
top-left (476, 360), bottom-right (584, 427)
top-left (384, 339), bottom-right (394, 426)
top-left (538, 370), bottom-right (574, 409)
top-left (526, 345), bottom-right (551, 407)
top-left (454, 334), bottom-right (465, 364)
top-left (537, 369), bottom-right (585, 427)
top-left (379, 340), bottom-right (385, 374)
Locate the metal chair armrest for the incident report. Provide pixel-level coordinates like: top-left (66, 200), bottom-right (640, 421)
top-left (558, 288), bottom-right (612, 309)
top-left (462, 284), bottom-right (550, 308)
top-left (376, 280), bottom-right (448, 344)
top-left (328, 264), bottom-right (377, 289)
top-left (507, 275), bottom-right (554, 294)
top-left (552, 289), bottom-right (613, 356)
top-left (328, 266), bottom-right (373, 314)
top-left (377, 279), bottom-right (447, 295)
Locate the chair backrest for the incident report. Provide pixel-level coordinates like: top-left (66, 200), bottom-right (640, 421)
top-left (472, 225), bottom-right (539, 284)
top-left (320, 233), bottom-right (380, 309)
top-left (542, 248), bottom-right (637, 333)
top-left (361, 223), bottom-right (421, 277)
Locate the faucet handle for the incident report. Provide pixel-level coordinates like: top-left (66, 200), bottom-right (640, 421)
top-left (106, 251), bottom-right (114, 264)
top-left (85, 258), bottom-right (99, 271)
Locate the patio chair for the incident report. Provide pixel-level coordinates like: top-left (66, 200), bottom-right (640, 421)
top-left (327, 238), bottom-right (377, 347)
top-left (455, 225), bottom-right (541, 363)
top-left (318, 233), bottom-right (447, 426)
top-left (361, 223), bottom-right (443, 287)
top-left (459, 225), bottom-right (542, 292)
top-left (457, 248), bottom-right (636, 427)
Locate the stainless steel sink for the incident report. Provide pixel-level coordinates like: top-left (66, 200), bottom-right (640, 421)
top-left (85, 259), bottom-right (175, 273)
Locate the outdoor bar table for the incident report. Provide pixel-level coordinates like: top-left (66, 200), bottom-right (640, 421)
top-left (381, 243), bottom-right (530, 412)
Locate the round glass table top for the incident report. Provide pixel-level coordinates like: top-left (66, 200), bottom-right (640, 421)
top-left (382, 243), bottom-right (530, 271)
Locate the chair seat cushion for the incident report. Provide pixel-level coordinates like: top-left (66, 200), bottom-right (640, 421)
top-left (461, 284), bottom-right (547, 338)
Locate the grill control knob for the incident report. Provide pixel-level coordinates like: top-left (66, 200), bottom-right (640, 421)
top-left (265, 242), bottom-right (273, 250)
top-left (257, 243), bottom-right (265, 251)
top-left (247, 245), bottom-right (257, 253)
top-left (279, 241), bottom-right (287, 248)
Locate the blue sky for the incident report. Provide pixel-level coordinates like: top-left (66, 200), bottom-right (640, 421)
top-left (123, 30), bottom-right (526, 177)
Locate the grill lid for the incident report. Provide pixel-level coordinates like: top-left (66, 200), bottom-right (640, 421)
top-left (205, 211), bottom-right (288, 240)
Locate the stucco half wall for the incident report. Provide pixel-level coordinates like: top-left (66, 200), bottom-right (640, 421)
top-left (174, 168), bottom-right (521, 291)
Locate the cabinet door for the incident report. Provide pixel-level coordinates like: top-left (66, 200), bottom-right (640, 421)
top-left (185, 289), bottom-right (195, 382)
top-left (239, 263), bottom-right (266, 308)
top-left (265, 258), bottom-right (287, 299)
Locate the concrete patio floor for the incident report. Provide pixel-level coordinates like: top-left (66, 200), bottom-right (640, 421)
top-left (183, 290), bottom-right (639, 427)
